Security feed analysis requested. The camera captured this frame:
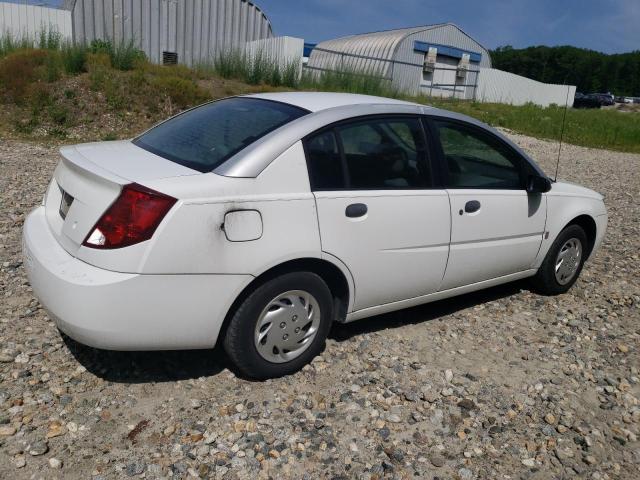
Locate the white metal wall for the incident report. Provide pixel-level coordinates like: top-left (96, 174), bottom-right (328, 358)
top-left (0, 3), bottom-right (72, 40)
top-left (476, 68), bottom-right (576, 107)
top-left (245, 36), bottom-right (303, 70)
top-left (68, 0), bottom-right (273, 66)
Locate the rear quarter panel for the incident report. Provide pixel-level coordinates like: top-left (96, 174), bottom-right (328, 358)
top-left (140, 142), bottom-right (324, 275)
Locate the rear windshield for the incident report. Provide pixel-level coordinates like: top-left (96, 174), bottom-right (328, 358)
top-left (133, 97), bottom-right (308, 173)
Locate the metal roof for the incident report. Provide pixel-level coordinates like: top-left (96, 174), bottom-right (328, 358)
top-left (62, 0), bottom-right (271, 22)
top-left (314, 24), bottom-right (449, 65)
top-left (308, 23), bottom-right (491, 77)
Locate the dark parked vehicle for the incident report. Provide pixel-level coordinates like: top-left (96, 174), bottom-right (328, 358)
top-left (592, 93), bottom-right (615, 106)
top-left (574, 93), bottom-right (601, 109)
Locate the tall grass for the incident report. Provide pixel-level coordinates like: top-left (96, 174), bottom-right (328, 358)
top-left (300, 68), bottom-right (396, 97)
top-left (205, 48), bottom-right (300, 88)
top-left (0, 31), bottom-right (145, 71)
top-left (60, 42), bottom-right (87, 74)
top-left (38, 30), bottom-right (62, 50)
top-left (245, 50), bottom-right (270, 85)
top-left (0, 34), bottom-right (33, 57)
top-left (209, 48), bottom-right (247, 79)
top-left (206, 50), bottom-right (393, 94)
top-left (89, 39), bottom-right (145, 70)
top-left (0, 28), bottom-right (62, 57)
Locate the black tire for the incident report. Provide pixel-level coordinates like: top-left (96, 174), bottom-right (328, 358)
top-left (531, 224), bottom-right (588, 295)
top-left (223, 271), bottom-right (333, 379)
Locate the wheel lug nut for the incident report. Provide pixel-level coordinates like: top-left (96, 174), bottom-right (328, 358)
top-left (280, 322), bottom-right (286, 329)
top-left (295, 327), bottom-right (300, 333)
top-left (283, 334), bottom-right (289, 340)
top-left (292, 315), bottom-right (298, 321)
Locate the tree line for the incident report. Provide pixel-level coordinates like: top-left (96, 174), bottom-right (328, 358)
top-left (490, 46), bottom-right (640, 97)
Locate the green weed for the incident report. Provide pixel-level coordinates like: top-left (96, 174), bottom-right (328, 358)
top-left (61, 42), bottom-right (87, 74)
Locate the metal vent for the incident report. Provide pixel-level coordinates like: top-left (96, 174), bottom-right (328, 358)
top-left (162, 51), bottom-right (178, 65)
top-left (423, 47), bottom-right (437, 73)
top-left (456, 53), bottom-right (470, 78)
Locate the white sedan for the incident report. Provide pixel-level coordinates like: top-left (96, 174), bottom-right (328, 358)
top-left (23, 92), bottom-right (607, 379)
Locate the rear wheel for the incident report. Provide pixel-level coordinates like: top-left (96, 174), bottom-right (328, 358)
top-left (531, 224), bottom-right (587, 295)
top-left (223, 272), bottom-right (333, 379)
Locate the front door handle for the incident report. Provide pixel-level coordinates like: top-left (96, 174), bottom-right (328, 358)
top-left (346, 203), bottom-right (368, 218)
top-left (464, 200), bottom-right (481, 214)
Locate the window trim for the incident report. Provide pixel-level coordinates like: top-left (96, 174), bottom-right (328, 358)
top-left (426, 116), bottom-right (535, 190)
top-left (302, 129), bottom-right (346, 191)
top-left (302, 114), bottom-right (439, 192)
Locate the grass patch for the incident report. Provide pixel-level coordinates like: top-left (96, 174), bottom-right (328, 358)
top-left (38, 30), bottom-right (62, 51)
top-left (412, 97), bottom-right (640, 154)
top-left (300, 68), bottom-right (395, 97)
top-left (203, 48), bottom-right (300, 88)
top-left (90, 39), bottom-right (146, 71)
top-left (209, 49), bottom-right (247, 79)
top-left (61, 42), bottom-right (87, 74)
top-left (0, 34), bottom-right (32, 57)
top-left (0, 49), bottom-right (54, 103)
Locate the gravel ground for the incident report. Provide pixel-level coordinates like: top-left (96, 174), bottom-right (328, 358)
top-left (0, 133), bottom-right (638, 480)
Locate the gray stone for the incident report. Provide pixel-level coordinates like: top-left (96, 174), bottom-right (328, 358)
top-left (125, 462), bottom-right (146, 476)
top-left (28, 441), bottom-right (48, 456)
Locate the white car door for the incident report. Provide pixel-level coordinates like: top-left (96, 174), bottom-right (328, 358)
top-left (304, 117), bottom-right (451, 312)
top-left (430, 118), bottom-right (547, 290)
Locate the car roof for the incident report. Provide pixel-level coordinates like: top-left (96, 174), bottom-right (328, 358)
top-left (215, 92), bottom-right (545, 179)
top-left (245, 92), bottom-right (424, 113)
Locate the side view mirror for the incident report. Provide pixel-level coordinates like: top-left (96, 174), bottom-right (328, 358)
top-left (526, 175), bottom-right (552, 194)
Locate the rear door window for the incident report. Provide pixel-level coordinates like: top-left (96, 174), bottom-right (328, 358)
top-left (305, 117), bottom-right (432, 190)
top-left (134, 97), bottom-right (308, 173)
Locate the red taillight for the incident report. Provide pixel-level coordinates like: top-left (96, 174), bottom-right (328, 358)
top-left (83, 183), bottom-right (176, 249)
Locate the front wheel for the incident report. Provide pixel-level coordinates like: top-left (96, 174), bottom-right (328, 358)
top-left (223, 272), bottom-right (333, 379)
top-left (531, 224), bottom-right (588, 295)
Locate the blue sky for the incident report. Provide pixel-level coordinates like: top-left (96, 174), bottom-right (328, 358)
top-left (259, 0), bottom-right (638, 53)
top-left (15, 0), bottom-right (640, 53)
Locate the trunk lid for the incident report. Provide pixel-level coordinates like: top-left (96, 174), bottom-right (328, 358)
top-left (46, 141), bottom-right (198, 256)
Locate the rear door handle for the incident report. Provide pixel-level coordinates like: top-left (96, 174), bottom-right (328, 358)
top-left (464, 200), bottom-right (481, 214)
top-left (345, 203), bottom-right (368, 218)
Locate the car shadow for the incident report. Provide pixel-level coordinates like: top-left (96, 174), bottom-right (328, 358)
top-left (63, 335), bottom-right (228, 384)
top-left (329, 280), bottom-right (528, 342)
top-left (63, 280), bottom-right (529, 383)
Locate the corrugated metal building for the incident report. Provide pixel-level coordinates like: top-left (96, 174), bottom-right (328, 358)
top-left (0, 0), bottom-right (273, 66)
top-left (62, 0), bottom-right (273, 65)
top-left (0, 2), bottom-right (72, 40)
top-left (307, 23), bottom-right (492, 99)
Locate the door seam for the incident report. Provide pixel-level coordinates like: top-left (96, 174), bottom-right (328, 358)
top-left (439, 189), bottom-right (453, 288)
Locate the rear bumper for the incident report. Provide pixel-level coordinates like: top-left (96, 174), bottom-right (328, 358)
top-left (23, 207), bottom-right (252, 351)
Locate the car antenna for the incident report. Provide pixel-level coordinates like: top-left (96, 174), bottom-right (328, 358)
top-left (554, 83), bottom-right (571, 182)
